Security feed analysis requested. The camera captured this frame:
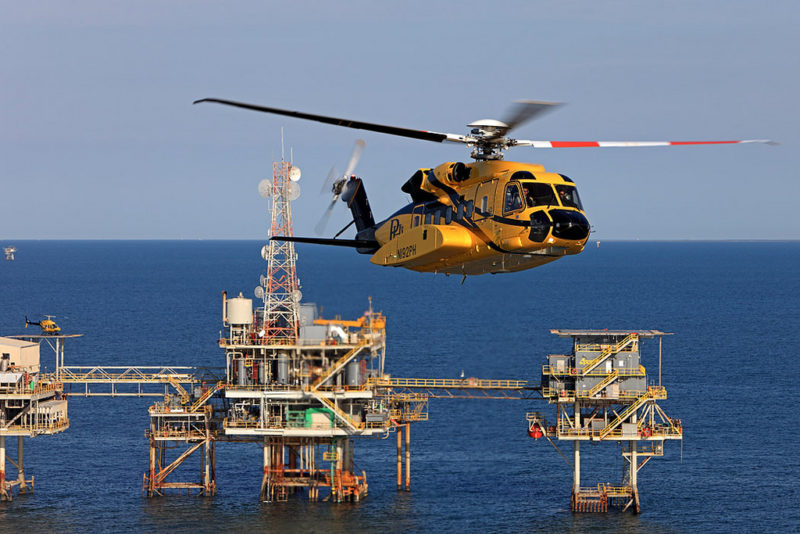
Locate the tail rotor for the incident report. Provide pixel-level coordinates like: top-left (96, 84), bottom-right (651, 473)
top-left (314, 139), bottom-right (365, 235)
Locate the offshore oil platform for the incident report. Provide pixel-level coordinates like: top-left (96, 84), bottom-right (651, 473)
top-left (0, 157), bottom-right (683, 511)
top-left (527, 330), bottom-right (683, 512)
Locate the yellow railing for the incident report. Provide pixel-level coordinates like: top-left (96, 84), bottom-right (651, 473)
top-left (308, 390), bottom-right (363, 431)
top-left (2, 418), bottom-right (70, 434)
top-left (368, 377), bottom-right (529, 389)
top-left (189, 382), bottom-right (224, 412)
top-left (598, 386), bottom-right (663, 439)
top-left (311, 341), bottom-right (369, 390)
top-left (0, 381), bottom-right (63, 396)
top-left (55, 367), bottom-right (199, 384)
top-left (167, 376), bottom-right (191, 404)
top-left (147, 429), bottom-right (208, 440)
top-left (542, 365), bottom-right (645, 377)
top-left (576, 344), bottom-right (636, 353)
top-left (586, 370), bottom-right (619, 398)
top-left (556, 425), bottom-right (680, 440)
top-left (580, 334), bottom-right (637, 376)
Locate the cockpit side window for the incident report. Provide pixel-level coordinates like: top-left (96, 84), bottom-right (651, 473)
top-left (521, 182), bottom-right (557, 208)
top-left (554, 185), bottom-right (584, 210)
top-left (503, 183), bottom-right (524, 214)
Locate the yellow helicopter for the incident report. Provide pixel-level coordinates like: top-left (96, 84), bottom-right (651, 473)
top-left (25, 315), bottom-right (61, 335)
top-left (195, 98), bottom-right (770, 277)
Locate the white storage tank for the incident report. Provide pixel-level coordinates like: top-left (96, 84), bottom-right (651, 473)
top-left (227, 293), bottom-right (253, 325)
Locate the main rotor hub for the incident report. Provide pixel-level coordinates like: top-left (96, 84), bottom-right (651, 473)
top-left (467, 119), bottom-right (512, 160)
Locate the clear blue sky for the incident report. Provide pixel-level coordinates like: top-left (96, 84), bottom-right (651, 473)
top-left (1, 1), bottom-right (796, 240)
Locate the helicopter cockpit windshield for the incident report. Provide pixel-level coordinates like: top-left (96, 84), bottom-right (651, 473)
top-left (554, 185), bottom-right (584, 210)
top-left (522, 182), bottom-right (557, 208)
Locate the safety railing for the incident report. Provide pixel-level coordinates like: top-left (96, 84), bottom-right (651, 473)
top-left (586, 370), bottom-right (619, 398)
top-left (580, 334), bottom-right (638, 376)
top-left (542, 365), bottom-right (645, 377)
top-left (2, 418), bottom-right (70, 434)
top-left (307, 390), bottom-right (362, 432)
top-left (598, 386), bottom-right (661, 439)
top-left (56, 366), bottom-right (199, 383)
top-left (311, 341), bottom-right (370, 390)
top-left (146, 428), bottom-right (208, 441)
top-left (368, 377), bottom-right (530, 389)
top-left (576, 343), bottom-right (637, 353)
top-left (0, 380), bottom-right (63, 396)
top-left (188, 382), bottom-right (224, 412)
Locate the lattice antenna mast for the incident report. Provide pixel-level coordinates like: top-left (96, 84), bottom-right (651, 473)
top-left (258, 153), bottom-right (302, 343)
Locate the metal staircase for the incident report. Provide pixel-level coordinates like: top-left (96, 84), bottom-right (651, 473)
top-left (167, 376), bottom-right (191, 404)
top-left (307, 390), bottom-right (362, 432)
top-left (586, 370), bottom-right (619, 398)
top-left (310, 341), bottom-right (368, 390)
top-left (581, 334), bottom-right (637, 376)
top-left (189, 382), bottom-right (224, 412)
top-left (598, 387), bottom-right (657, 439)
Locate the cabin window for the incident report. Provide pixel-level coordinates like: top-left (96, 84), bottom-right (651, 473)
top-left (554, 185), bottom-right (584, 210)
top-left (413, 215), bottom-right (420, 227)
top-left (465, 200), bottom-right (474, 218)
top-left (445, 208), bottom-right (453, 224)
top-left (503, 183), bottom-right (524, 214)
top-left (434, 210), bottom-right (441, 225)
top-left (456, 203), bottom-right (464, 221)
top-left (481, 196), bottom-right (488, 213)
top-left (424, 212), bottom-right (432, 224)
top-left (522, 182), bottom-right (557, 208)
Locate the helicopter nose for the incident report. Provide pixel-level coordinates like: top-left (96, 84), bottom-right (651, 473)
top-left (549, 210), bottom-right (590, 241)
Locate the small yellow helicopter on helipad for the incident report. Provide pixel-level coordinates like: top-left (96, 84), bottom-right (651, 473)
top-left (195, 98), bottom-right (770, 277)
top-left (25, 315), bottom-right (61, 335)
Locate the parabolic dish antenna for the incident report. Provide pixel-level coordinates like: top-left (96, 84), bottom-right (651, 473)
top-left (258, 178), bottom-right (272, 198)
top-left (287, 181), bottom-right (301, 201)
top-left (261, 245), bottom-right (268, 260)
top-left (292, 289), bottom-right (303, 302)
top-left (254, 286), bottom-right (265, 299)
top-left (259, 274), bottom-right (268, 286)
top-left (289, 166), bottom-right (301, 182)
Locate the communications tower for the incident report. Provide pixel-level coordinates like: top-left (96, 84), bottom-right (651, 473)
top-left (257, 159), bottom-right (302, 342)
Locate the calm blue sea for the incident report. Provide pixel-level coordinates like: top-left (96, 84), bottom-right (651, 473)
top-left (0, 240), bottom-right (797, 533)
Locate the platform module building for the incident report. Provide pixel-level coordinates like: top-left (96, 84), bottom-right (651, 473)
top-left (0, 337), bottom-right (69, 500)
top-left (527, 330), bottom-right (683, 513)
top-left (220, 293), bottom-right (392, 502)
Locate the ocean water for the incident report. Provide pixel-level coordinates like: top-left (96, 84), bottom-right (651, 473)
top-left (0, 240), bottom-right (797, 533)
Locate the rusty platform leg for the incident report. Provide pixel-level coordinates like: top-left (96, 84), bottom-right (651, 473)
top-left (146, 437), bottom-right (156, 497)
top-left (396, 426), bottom-right (402, 491)
top-left (404, 423), bottom-right (411, 492)
top-left (17, 436), bottom-right (30, 494)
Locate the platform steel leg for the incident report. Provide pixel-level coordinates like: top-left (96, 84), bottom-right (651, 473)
top-left (0, 436), bottom-right (8, 501)
top-left (17, 436), bottom-right (30, 494)
top-left (404, 423), bottom-right (411, 492)
top-left (396, 426), bottom-right (402, 490)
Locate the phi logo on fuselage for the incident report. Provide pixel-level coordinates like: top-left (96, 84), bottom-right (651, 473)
top-left (389, 218), bottom-right (404, 239)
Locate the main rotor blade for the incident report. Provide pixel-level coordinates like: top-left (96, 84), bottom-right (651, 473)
top-left (514, 139), bottom-right (774, 148)
top-left (343, 139), bottom-right (366, 177)
top-left (502, 100), bottom-right (562, 133)
top-left (314, 199), bottom-right (338, 236)
top-left (194, 98), bottom-right (465, 143)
